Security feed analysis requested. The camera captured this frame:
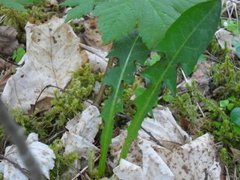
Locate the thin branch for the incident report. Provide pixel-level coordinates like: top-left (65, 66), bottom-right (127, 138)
top-left (141, 127), bottom-right (163, 147)
top-left (79, 43), bottom-right (108, 63)
top-left (94, 58), bottom-right (114, 106)
top-left (32, 84), bottom-right (64, 113)
top-left (71, 155), bottom-right (100, 180)
top-left (0, 99), bottom-right (44, 180)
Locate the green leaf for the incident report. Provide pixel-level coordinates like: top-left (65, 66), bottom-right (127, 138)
top-left (120, 0), bottom-right (221, 159)
top-left (220, 99), bottom-right (229, 108)
top-left (94, 0), bottom-right (138, 43)
top-left (94, 0), bottom-right (210, 48)
top-left (12, 48), bottom-right (25, 63)
top-left (230, 107), bottom-right (240, 127)
top-left (98, 33), bottom-right (149, 174)
top-left (63, 0), bottom-right (95, 21)
top-left (0, 0), bottom-right (43, 11)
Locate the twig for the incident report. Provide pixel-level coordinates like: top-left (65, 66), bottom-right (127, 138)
top-left (141, 127), bottom-right (163, 147)
top-left (32, 84), bottom-right (64, 113)
top-left (71, 155), bottom-right (100, 180)
top-left (79, 43), bottom-right (108, 63)
top-left (0, 99), bottom-right (44, 180)
top-left (225, 165), bottom-right (231, 180)
top-left (180, 68), bottom-right (206, 118)
top-left (94, 58), bottom-right (114, 106)
top-left (196, 103), bottom-right (206, 118)
top-left (0, 54), bottom-right (21, 67)
top-left (44, 129), bottom-right (65, 143)
top-left (35, 85), bottom-right (64, 104)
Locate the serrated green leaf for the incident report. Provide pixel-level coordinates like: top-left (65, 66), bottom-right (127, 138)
top-left (94, 0), bottom-right (137, 43)
top-left (230, 107), bottom-right (240, 127)
top-left (0, 0), bottom-right (42, 11)
top-left (94, 0), bottom-right (210, 48)
top-left (63, 0), bottom-right (80, 6)
top-left (64, 0), bottom-right (94, 21)
top-left (120, 0), bottom-right (221, 159)
top-left (98, 33), bottom-right (149, 174)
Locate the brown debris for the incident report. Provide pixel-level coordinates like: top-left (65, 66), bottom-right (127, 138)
top-left (0, 26), bottom-right (19, 56)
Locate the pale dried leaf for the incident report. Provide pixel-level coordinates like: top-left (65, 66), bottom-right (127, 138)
top-left (113, 159), bottom-right (143, 180)
top-left (83, 49), bottom-right (107, 72)
top-left (140, 106), bottom-right (190, 147)
top-left (66, 105), bottom-right (101, 143)
top-left (158, 133), bottom-right (220, 180)
top-left (215, 28), bottom-right (240, 53)
top-left (1, 133), bottom-right (55, 180)
top-left (139, 141), bottom-right (174, 180)
top-left (110, 107), bottom-right (220, 180)
top-left (46, 0), bottom-right (58, 5)
top-left (207, 162), bottom-right (221, 180)
top-left (2, 17), bottom-right (84, 111)
top-left (215, 28), bottom-right (233, 49)
top-left (62, 106), bottom-right (101, 158)
top-left (61, 132), bottom-right (98, 158)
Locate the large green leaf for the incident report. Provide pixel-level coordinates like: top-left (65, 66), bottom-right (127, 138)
top-left (98, 33), bottom-right (149, 174)
top-left (63, 0), bottom-right (95, 21)
top-left (94, 0), bottom-right (210, 48)
top-left (120, 0), bottom-right (221, 159)
top-left (0, 0), bottom-right (42, 11)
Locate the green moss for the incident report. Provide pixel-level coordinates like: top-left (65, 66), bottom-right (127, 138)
top-left (50, 139), bottom-right (78, 179)
top-left (166, 81), bottom-right (240, 176)
top-left (0, 7), bottom-right (29, 41)
top-left (0, 3), bottom-right (60, 42)
top-left (220, 147), bottom-right (232, 167)
top-left (12, 64), bottom-right (99, 139)
top-left (171, 92), bottom-right (199, 122)
top-left (208, 38), bottom-right (230, 59)
top-left (9, 64), bottom-right (100, 178)
top-left (211, 56), bottom-right (240, 99)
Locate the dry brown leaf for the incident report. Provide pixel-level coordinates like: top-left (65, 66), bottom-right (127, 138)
top-left (0, 26), bottom-right (19, 56)
top-left (83, 17), bottom-right (112, 52)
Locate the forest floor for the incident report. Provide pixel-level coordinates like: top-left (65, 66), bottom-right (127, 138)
top-left (0, 1), bottom-right (240, 180)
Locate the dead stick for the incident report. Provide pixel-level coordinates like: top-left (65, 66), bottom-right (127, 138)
top-left (0, 99), bottom-right (44, 180)
top-left (94, 58), bottom-right (114, 106)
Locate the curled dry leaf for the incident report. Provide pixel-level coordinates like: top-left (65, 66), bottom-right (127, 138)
top-left (140, 106), bottom-right (191, 146)
top-left (61, 132), bottom-right (98, 159)
top-left (62, 105), bottom-right (101, 158)
top-left (0, 26), bottom-right (19, 56)
top-left (65, 105), bottom-right (102, 143)
top-left (111, 107), bottom-right (221, 180)
top-left (140, 141), bottom-right (174, 180)
top-left (1, 17), bottom-right (107, 112)
top-left (0, 133), bottom-right (55, 180)
top-left (215, 28), bottom-right (240, 57)
top-left (157, 134), bottom-right (221, 180)
top-left (113, 159), bottom-right (143, 180)
top-left (2, 17), bottom-right (83, 111)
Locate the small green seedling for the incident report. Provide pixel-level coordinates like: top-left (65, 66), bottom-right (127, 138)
top-left (12, 47), bottom-right (25, 63)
